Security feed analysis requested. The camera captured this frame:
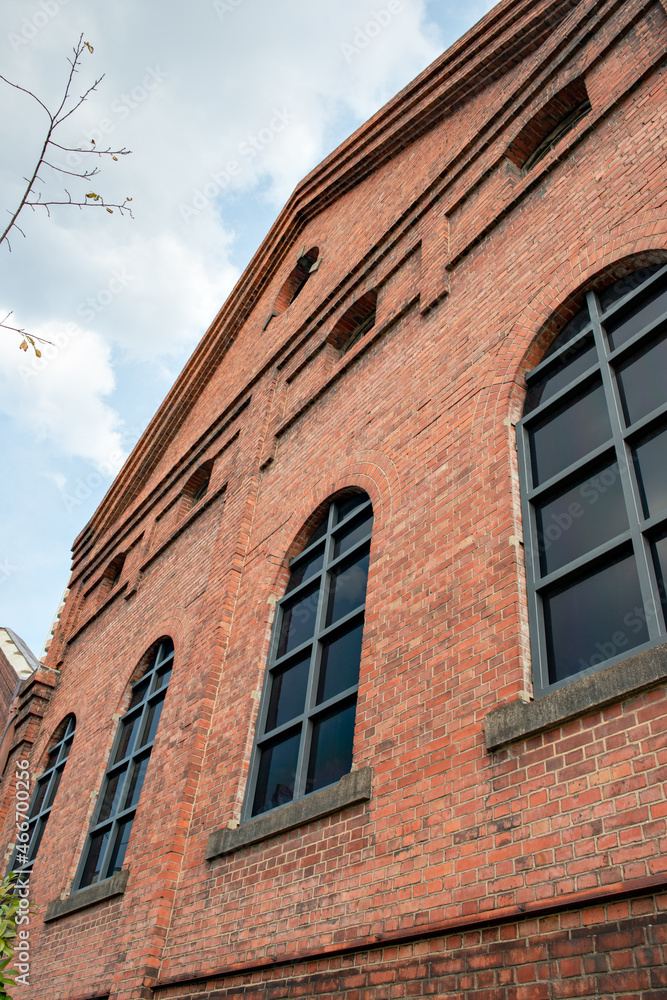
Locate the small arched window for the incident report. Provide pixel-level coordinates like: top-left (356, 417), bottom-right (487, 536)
top-left (507, 78), bottom-right (591, 174)
top-left (328, 291), bottom-right (377, 354)
top-left (104, 553), bottom-right (125, 591)
top-left (518, 263), bottom-right (667, 696)
top-left (10, 715), bottom-right (76, 877)
top-left (183, 461), bottom-right (213, 508)
top-left (244, 492), bottom-right (373, 819)
top-left (269, 246), bottom-right (320, 322)
top-left (75, 639), bottom-right (174, 889)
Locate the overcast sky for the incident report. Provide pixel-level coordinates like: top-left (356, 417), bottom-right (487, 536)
top-left (0, 0), bottom-right (497, 656)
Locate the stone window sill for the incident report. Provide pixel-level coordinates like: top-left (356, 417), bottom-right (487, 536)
top-left (485, 642), bottom-right (667, 750)
top-left (206, 766), bottom-right (372, 860)
top-left (43, 869), bottom-right (129, 923)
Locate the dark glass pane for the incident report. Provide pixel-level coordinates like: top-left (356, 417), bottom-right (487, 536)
top-left (536, 460), bottom-right (628, 574)
top-left (26, 818), bottom-right (46, 863)
top-left (31, 776), bottom-right (50, 816)
top-left (123, 757), bottom-right (149, 811)
top-left (307, 513), bottom-right (329, 546)
top-left (155, 641), bottom-right (174, 666)
top-left (543, 307), bottom-right (591, 359)
top-left (97, 767), bottom-right (127, 823)
top-left (543, 552), bottom-right (648, 683)
top-left (317, 621), bottom-right (364, 704)
top-left (335, 494), bottom-right (368, 524)
top-left (334, 511), bottom-right (374, 558)
top-left (266, 653), bottom-right (310, 732)
top-left (277, 583), bottom-right (319, 657)
top-left (107, 818), bottom-right (133, 875)
top-left (44, 766), bottom-right (63, 810)
top-left (652, 534), bottom-right (667, 615)
top-left (599, 265), bottom-right (664, 314)
top-left (128, 676), bottom-right (150, 710)
top-left (251, 729), bottom-right (301, 816)
top-left (616, 332), bottom-right (667, 426)
top-left (605, 275), bottom-right (667, 350)
top-left (138, 696), bottom-right (164, 748)
top-left (529, 381), bottom-right (611, 485)
top-left (285, 544), bottom-right (324, 593)
top-left (634, 424), bottom-right (667, 519)
top-left (79, 828), bottom-right (111, 887)
top-left (306, 700), bottom-right (356, 794)
top-left (327, 550), bottom-right (370, 626)
top-left (524, 338), bottom-right (597, 415)
top-left (114, 715), bottom-right (140, 763)
top-left (153, 664), bottom-right (172, 691)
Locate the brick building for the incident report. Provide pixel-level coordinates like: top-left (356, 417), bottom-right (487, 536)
top-left (3, 0), bottom-right (667, 997)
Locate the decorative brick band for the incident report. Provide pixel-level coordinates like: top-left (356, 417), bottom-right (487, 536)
top-left (485, 642), bottom-right (667, 750)
top-left (154, 873), bottom-right (667, 992)
top-left (205, 767), bottom-right (372, 860)
top-left (43, 869), bottom-right (129, 923)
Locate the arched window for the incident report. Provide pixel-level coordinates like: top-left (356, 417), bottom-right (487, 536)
top-left (267, 246), bottom-right (320, 327)
top-left (518, 263), bottom-right (667, 696)
top-left (9, 715), bottom-right (76, 877)
top-left (182, 460), bottom-right (213, 508)
top-left (244, 492), bottom-right (373, 819)
top-left (328, 290), bottom-right (377, 354)
top-left (104, 553), bottom-right (125, 591)
top-left (74, 638), bottom-right (174, 889)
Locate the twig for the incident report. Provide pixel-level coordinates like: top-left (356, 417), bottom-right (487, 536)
top-left (0, 34), bottom-right (133, 250)
top-left (0, 312), bottom-right (54, 357)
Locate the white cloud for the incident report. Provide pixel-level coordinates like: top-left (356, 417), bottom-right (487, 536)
top-left (0, 317), bottom-right (125, 472)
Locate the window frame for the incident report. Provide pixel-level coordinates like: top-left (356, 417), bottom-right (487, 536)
top-left (9, 715), bottom-right (76, 877)
top-left (73, 639), bottom-right (174, 891)
top-left (242, 493), bottom-right (373, 823)
top-left (517, 263), bottom-right (667, 696)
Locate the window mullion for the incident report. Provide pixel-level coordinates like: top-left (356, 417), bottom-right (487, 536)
top-left (517, 422), bottom-right (550, 696)
top-left (588, 291), bottom-right (662, 639)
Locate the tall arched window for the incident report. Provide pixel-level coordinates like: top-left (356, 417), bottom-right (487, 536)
top-left (518, 263), bottom-right (667, 696)
top-left (244, 492), bottom-right (373, 819)
top-left (9, 715), bottom-right (76, 877)
top-left (74, 638), bottom-right (174, 889)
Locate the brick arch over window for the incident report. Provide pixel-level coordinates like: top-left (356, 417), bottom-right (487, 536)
top-left (9, 714), bottom-right (76, 876)
top-left (517, 262), bottom-right (667, 696)
top-left (243, 490), bottom-right (374, 819)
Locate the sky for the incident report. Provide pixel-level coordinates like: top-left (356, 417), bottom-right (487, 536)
top-left (0, 0), bottom-right (498, 657)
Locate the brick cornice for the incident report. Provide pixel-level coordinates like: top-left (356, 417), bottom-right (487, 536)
top-left (73, 0), bottom-right (592, 552)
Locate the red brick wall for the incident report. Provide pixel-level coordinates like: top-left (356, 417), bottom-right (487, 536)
top-left (3, 2), bottom-right (667, 998)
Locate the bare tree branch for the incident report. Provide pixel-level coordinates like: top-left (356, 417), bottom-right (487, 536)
top-left (0, 34), bottom-right (133, 352)
top-left (0, 33), bottom-right (133, 252)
